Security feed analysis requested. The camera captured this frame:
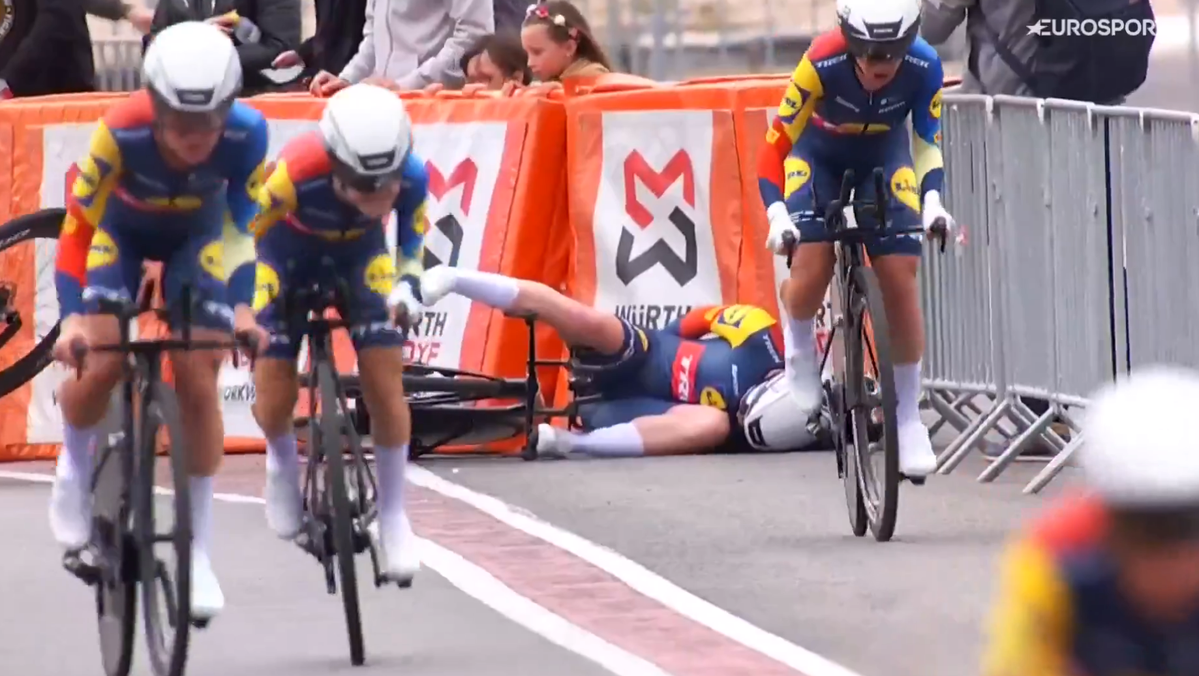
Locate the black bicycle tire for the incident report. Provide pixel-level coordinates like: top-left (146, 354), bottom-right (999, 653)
top-left (850, 267), bottom-right (900, 542)
top-left (838, 277), bottom-right (868, 538)
top-left (319, 360), bottom-right (366, 666)
top-left (139, 384), bottom-right (192, 676)
top-left (0, 208), bottom-right (65, 398)
top-left (92, 430), bottom-right (137, 676)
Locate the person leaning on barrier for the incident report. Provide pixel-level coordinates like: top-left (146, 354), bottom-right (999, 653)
top-left (84, 0), bottom-right (153, 33)
top-left (0, 0), bottom-right (96, 97)
top-left (425, 32), bottom-right (532, 95)
top-left (271, 0), bottom-right (368, 84)
top-left (309, 0), bottom-right (494, 95)
top-left (520, 1), bottom-right (610, 83)
top-left (418, 267), bottom-right (826, 459)
top-left (760, 0), bottom-right (960, 479)
top-left (982, 366), bottom-right (1199, 676)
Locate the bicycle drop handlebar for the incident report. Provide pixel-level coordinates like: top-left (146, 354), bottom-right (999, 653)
top-left (782, 168), bottom-right (948, 267)
top-left (282, 260), bottom-right (415, 336)
top-left (70, 279), bottom-right (257, 376)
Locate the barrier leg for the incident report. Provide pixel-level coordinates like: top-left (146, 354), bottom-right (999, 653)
top-left (976, 407), bottom-right (1055, 482)
top-left (1024, 434), bottom-right (1084, 494)
top-left (928, 389), bottom-right (973, 436)
top-left (936, 396), bottom-right (1012, 474)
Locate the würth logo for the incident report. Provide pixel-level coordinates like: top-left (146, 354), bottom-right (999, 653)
top-left (423, 159), bottom-right (476, 268)
top-left (616, 150), bottom-right (699, 286)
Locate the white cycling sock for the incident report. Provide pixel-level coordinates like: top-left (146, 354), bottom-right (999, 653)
top-left (375, 445), bottom-right (409, 523)
top-left (893, 361), bottom-right (922, 424)
top-left (190, 475), bottom-right (214, 558)
top-left (784, 316), bottom-right (816, 362)
top-left (447, 269), bottom-right (519, 310)
top-left (58, 423), bottom-right (99, 482)
top-left (265, 432), bottom-right (299, 479)
top-left (565, 423), bottom-right (645, 458)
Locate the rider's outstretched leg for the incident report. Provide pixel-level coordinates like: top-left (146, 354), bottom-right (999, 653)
top-left (421, 267), bottom-right (625, 352)
top-left (537, 401), bottom-right (729, 459)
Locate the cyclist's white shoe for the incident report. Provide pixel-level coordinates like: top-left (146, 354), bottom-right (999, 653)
top-left (373, 512), bottom-right (420, 585)
top-left (190, 552), bottom-right (225, 621)
top-left (784, 354), bottom-right (824, 415)
top-left (264, 465), bottom-right (303, 539)
top-left (897, 420), bottom-right (937, 477)
top-left (534, 423), bottom-right (571, 459)
top-left (420, 266), bottom-right (456, 306)
top-left (49, 475), bottom-right (92, 550)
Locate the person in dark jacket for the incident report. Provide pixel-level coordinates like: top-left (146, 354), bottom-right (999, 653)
top-left (0, 0), bottom-right (95, 96)
top-left (149, 0), bottom-right (300, 95)
top-left (269, 0), bottom-right (366, 79)
top-left (85, 0), bottom-right (153, 32)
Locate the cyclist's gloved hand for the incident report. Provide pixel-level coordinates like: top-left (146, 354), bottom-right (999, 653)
top-left (765, 202), bottom-right (799, 254)
top-left (921, 190), bottom-right (961, 244)
top-left (388, 276), bottom-right (423, 329)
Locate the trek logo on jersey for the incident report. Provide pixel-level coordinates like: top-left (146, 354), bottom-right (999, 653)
top-left (422, 159), bottom-right (474, 268)
top-left (616, 150), bottom-right (699, 287)
top-left (671, 341), bottom-right (705, 403)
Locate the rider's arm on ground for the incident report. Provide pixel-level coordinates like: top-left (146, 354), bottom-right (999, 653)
top-left (755, 41), bottom-right (825, 209)
top-left (222, 105), bottom-right (270, 310)
top-left (391, 0), bottom-right (493, 91)
top-left (54, 121), bottom-right (124, 318)
top-left (909, 40), bottom-right (946, 201)
top-left (393, 156), bottom-right (430, 285)
top-left (918, 0), bottom-right (969, 46)
top-left (337, 0), bottom-right (377, 83)
top-left (980, 535), bottom-right (1073, 676)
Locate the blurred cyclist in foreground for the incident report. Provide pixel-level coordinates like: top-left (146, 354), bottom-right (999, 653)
top-left (50, 22), bottom-right (268, 621)
top-left (983, 365), bottom-right (1199, 676)
top-left (250, 84), bottom-right (426, 584)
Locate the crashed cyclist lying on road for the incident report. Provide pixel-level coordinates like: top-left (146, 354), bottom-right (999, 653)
top-left (420, 266), bottom-right (824, 458)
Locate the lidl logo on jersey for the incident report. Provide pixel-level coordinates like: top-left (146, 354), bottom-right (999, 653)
top-left (616, 149), bottom-right (699, 286)
top-left (890, 167), bottom-right (921, 214)
top-left (930, 90), bottom-right (943, 120)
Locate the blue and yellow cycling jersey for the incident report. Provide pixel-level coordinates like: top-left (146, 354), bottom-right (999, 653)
top-left (983, 493), bottom-right (1199, 676)
top-left (54, 91), bottom-right (268, 317)
top-left (251, 131), bottom-right (429, 285)
top-left (757, 29), bottom-right (945, 210)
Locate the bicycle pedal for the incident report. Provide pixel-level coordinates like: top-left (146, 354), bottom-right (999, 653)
top-left (901, 474), bottom-right (927, 486)
top-left (189, 617), bottom-right (211, 630)
top-left (62, 551), bottom-right (101, 586)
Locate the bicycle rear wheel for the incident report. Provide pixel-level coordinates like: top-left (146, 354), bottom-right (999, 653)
top-left (0, 209), bottom-right (64, 398)
top-left (138, 385), bottom-right (193, 676)
top-left (318, 360), bottom-right (366, 666)
top-left (92, 427), bottom-right (137, 676)
top-left (846, 266), bottom-right (900, 542)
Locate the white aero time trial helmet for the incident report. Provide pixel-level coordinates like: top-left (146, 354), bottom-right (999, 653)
top-left (142, 21), bottom-right (242, 131)
top-left (319, 84), bottom-right (414, 193)
top-left (1082, 366), bottom-right (1199, 509)
top-left (739, 371), bottom-right (822, 452)
top-left (836, 0), bottom-right (920, 62)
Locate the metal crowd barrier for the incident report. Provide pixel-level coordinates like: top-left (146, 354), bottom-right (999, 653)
top-left (923, 93), bottom-right (1199, 493)
top-left (93, 38), bottom-right (144, 91)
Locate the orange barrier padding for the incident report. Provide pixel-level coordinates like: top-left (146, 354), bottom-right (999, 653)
top-left (0, 76), bottom-right (964, 460)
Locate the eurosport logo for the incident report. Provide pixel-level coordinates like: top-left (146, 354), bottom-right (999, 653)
top-left (1028, 18), bottom-right (1156, 36)
top-left (422, 158), bottom-right (474, 269)
top-left (616, 150), bottom-right (699, 286)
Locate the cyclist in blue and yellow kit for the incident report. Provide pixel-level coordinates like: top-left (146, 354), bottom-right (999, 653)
top-left (49, 22), bottom-right (269, 620)
top-left (250, 84), bottom-right (427, 585)
top-left (419, 266), bottom-right (824, 458)
top-left (759, 0), bottom-right (960, 479)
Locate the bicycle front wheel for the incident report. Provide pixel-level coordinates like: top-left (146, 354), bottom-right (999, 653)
top-left (318, 361), bottom-right (365, 666)
top-left (92, 426), bottom-right (137, 676)
top-left (0, 209), bottom-right (64, 398)
top-left (138, 385), bottom-right (192, 676)
top-left (846, 266), bottom-right (900, 542)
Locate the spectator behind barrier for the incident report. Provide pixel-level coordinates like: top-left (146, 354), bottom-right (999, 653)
top-left (86, 0), bottom-right (153, 33)
top-left (148, 0), bottom-right (301, 96)
top-left (309, 0), bottom-right (494, 95)
top-left (0, 0), bottom-right (96, 97)
top-left (521, 1), bottom-right (611, 83)
top-left (270, 0), bottom-right (368, 83)
top-left (426, 32), bottom-right (532, 95)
